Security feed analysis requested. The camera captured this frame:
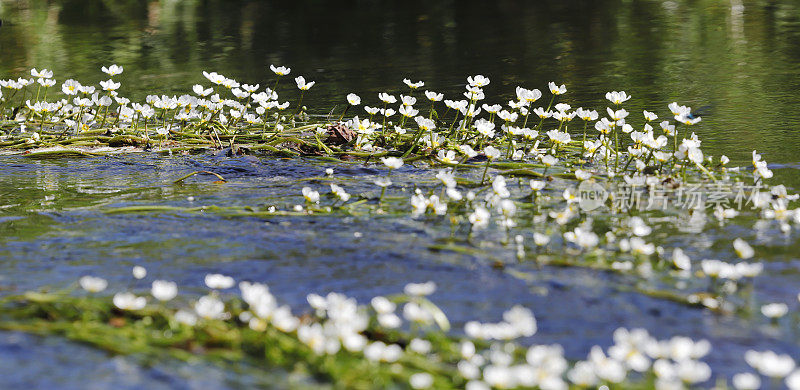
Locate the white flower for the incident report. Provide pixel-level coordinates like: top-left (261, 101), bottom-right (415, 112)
top-left (467, 75), bottom-right (490, 87)
top-left (436, 169), bottom-right (457, 188)
top-left (378, 92), bottom-right (397, 104)
top-left (605, 91), bottom-right (631, 105)
top-left (575, 169), bottom-right (591, 181)
top-left (787, 370), bottom-right (800, 390)
top-left (745, 350), bottom-right (796, 378)
top-left (541, 155), bottom-right (557, 166)
top-left (330, 184), bottom-right (351, 202)
top-left (404, 281), bottom-right (436, 296)
top-left (496, 110), bottom-right (516, 122)
top-left (409, 338), bottom-right (432, 354)
top-left (668, 101), bottom-right (689, 116)
top-left (378, 313), bottom-right (402, 328)
top-left (659, 120), bottom-right (675, 136)
top-left (672, 248), bottom-right (691, 271)
top-left (687, 147), bottom-right (704, 165)
top-left (381, 157), bottom-right (404, 169)
top-left (79, 276), bottom-right (108, 293)
top-left (676, 359), bottom-right (711, 384)
top-left (271, 306), bottom-right (299, 332)
top-left (564, 227), bottom-right (599, 250)
top-left (736, 262), bottom-right (763, 278)
top-left (534, 107), bottom-right (552, 119)
top-left (575, 108), bottom-right (598, 121)
top-left (676, 113), bottom-right (702, 125)
top-left (269, 64), bottom-right (291, 76)
top-left (151, 280), bottom-right (178, 301)
top-left (469, 207), bottom-right (491, 230)
top-left (99, 79), bottom-right (120, 91)
top-left (589, 346), bottom-right (627, 383)
top-left (554, 103), bottom-right (571, 112)
top-left (101, 64), bottom-right (124, 76)
top-left (409, 372), bottom-right (434, 389)
top-left (516, 86), bottom-right (542, 103)
top-left (222, 78), bottom-right (240, 89)
top-left (174, 309), bottom-right (198, 326)
top-left (475, 119), bottom-right (496, 137)
top-left (205, 273), bottom-right (235, 289)
top-left (342, 93), bottom-right (360, 106)
top-left (132, 265), bottom-right (147, 279)
top-left (374, 178), bottom-right (392, 187)
top-left (294, 76), bottom-right (315, 90)
top-left (498, 199), bottom-right (517, 218)
top-left (31, 68), bottom-right (54, 78)
top-left (113, 292), bottom-right (146, 310)
top-left (424, 90), bottom-right (443, 101)
top-left (459, 341), bottom-right (476, 360)
top-left (195, 295), bottom-right (226, 320)
top-left (533, 232), bottom-right (550, 246)
top-left (628, 217), bottom-right (652, 237)
top-left (395, 105), bottom-right (416, 119)
top-left (459, 144), bottom-right (478, 158)
top-left (302, 187), bottom-right (320, 203)
top-left (465, 380), bottom-right (490, 390)
top-left (241, 83), bottom-right (259, 93)
top-left (364, 341), bottom-right (403, 362)
top-left (568, 361), bottom-right (598, 387)
top-left (371, 296), bottom-right (396, 314)
top-left (415, 116), bottom-right (435, 131)
top-left (483, 365), bottom-right (517, 388)
top-left (403, 79), bottom-right (424, 89)
top-left (306, 293), bottom-right (327, 310)
top-left (503, 305), bottom-right (536, 337)
top-left (761, 303), bottom-right (788, 319)
top-left (733, 238), bottom-right (754, 259)
top-left (484, 146), bottom-right (501, 160)
top-left (548, 82), bottom-right (567, 95)
top-left (732, 372), bottom-right (761, 390)
top-left (606, 107), bottom-right (629, 121)
top-left (530, 180), bottom-right (546, 191)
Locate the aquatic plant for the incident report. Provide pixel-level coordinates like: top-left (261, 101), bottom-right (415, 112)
top-left (2, 65), bottom-right (800, 388)
top-left (0, 274), bottom-right (738, 389)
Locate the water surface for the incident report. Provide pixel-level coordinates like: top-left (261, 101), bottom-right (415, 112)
top-left (1, 0), bottom-right (800, 387)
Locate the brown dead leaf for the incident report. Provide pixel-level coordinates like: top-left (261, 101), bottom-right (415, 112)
top-left (108, 317), bottom-right (127, 327)
top-left (325, 123), bottom-right (355, 146)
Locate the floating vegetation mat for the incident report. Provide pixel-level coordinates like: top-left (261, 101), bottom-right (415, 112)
top-left (1, 66), bottom-right (799, 388)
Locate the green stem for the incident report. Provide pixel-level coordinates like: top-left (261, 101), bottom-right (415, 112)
top-left (338, 106), bottom-right (350, 122)
top-left (401, 126), bottom-right (426, 158)
top-left (581, 121), bottom-right (588, 156)
top-left (480, 159), bottom-right (491, 184)
top-left (294, 91), bottom-right (305, 117)
top-left (534, 95), bottom-right (555, 133)
top-left (378, 186), bottom-right (386, 207)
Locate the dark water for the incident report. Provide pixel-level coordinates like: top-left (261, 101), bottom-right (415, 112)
top-left (2, 0), bottom-right (800, 387)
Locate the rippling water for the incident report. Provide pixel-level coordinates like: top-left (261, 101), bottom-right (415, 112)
top-left (1, 0), bottom-right (800, 387)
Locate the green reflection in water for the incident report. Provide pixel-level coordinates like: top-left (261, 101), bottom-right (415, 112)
top-left (1, 0), bottom-right (799, 170)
